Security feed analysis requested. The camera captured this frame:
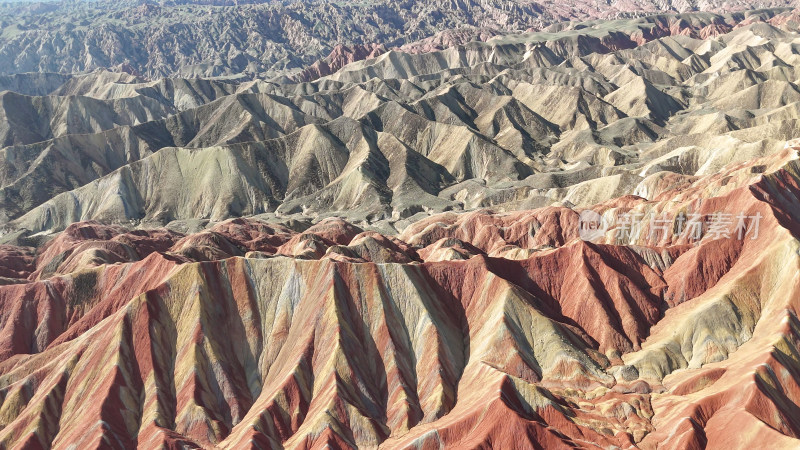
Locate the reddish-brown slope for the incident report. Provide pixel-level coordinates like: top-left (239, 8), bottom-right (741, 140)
top-left (0, 149), bottom-right (799, 447)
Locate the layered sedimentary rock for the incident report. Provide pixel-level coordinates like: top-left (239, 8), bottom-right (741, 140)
top-left (0, 141), bottom-right (798, 447)
top-left (291, 45), bottom-right (388, 83)
top-left (1, 0), bottom-right (797, 79)
top-left (6, 10), bottom-right (800, 237)
top-left (0, 3), bottom-right (800, 448)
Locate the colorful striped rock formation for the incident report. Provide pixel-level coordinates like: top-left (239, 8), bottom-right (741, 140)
top-left (0, 143), bottom-right (795, 448)
top-left (3, 3), bottom-right (800, 448)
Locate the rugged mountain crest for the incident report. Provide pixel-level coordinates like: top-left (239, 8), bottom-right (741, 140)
top-left (0, 2), bottom-right (800, 448)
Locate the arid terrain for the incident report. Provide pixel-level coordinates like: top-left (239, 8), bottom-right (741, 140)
top-left (1, 0), bottom-right (798, 78)
top-left (0, 0), bottom-right (799, 448)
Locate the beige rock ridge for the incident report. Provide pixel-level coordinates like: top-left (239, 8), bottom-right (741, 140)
top-left (7, 12), bottom-right (800, 236)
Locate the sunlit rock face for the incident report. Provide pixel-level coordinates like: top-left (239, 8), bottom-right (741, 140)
top-left (0, 143), bottom-right (797, 447)
top-left (5, 10), bottom-right (800, 237)
top-left (2, 3), bottom-right (800, 448)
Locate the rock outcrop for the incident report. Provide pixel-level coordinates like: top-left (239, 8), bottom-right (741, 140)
top-left (0, 4), bottom-right (800, 448)
top-left (5, 12), bottom-right (800, 236)
top-left (0, 144), bottom-right (797, 447)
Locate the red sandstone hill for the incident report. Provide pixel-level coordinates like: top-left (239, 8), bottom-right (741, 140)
top-left (0, 146), bottom-right (797, 448)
